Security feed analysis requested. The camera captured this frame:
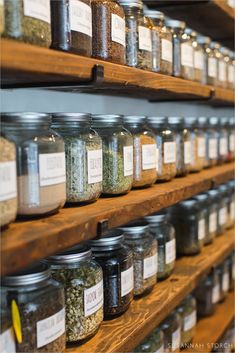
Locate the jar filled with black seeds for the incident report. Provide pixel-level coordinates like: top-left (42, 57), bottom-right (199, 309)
top-left (89, 230), bottom-right (134, 319)
top-left (197, 35), bottom-right (211, 85)
top-left (161, 311), bottom-right (182, 353)
top-left (194, 272), bottom-right (215, 317)
top-left (181, 28), bottom-right (195, 80)
top-left (177, 295), bottom-right (196, 346)
top-left (207, 189), bottom-right (219, 242)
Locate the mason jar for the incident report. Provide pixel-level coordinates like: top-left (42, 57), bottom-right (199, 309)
top-left (181, 28), bottom-right (195, 80)
top-left (124, 116), bottom-right (157, 188)
top-left (211, 266), bottom-right (221, 305)
top-left (1, 113), bottom-right (66, 217)
top-left (0, 306), bottom-right (16, 353)
top-left (208, 41), bottom-right (219, 86)
top-left (207, 116), bottom-right (219, 167)
top-left (1, 263), bottom-right (66, 352)
top-left (218, 260), bottom-right (230, 302)
top-left (134, 327), bottom-right (164, 353)
top-left (197, 116), bottom-right (208, 168)
top-left (193, 193), bottom-right (208, 246)
top-left (228, 117), bottom-right (235, 160)
top-left (177, 295), bottom-right (196, 346)
top-left (193, 33), bottom-right (206, 84)
top-left (197, 35), bottom-right (211, 85)
top-left (217, 184), bottom-right (229, 235)
top-left (218, 46), bottom-right (228, 88)
top-left (161, 312), bottom-right (182, 353)
top-left (89, 230), bottom-right (134, 318)
top-left (148, 117), bottom-right (177, 182)
top-left (161, 19), bottom-right (173, 75)
top-left (207, 189), bottom-right (219, 241)
top-left (194, 272), bottom-right (215, 317)
top-left (228, 253), bottom-right (235, 291)
top-left (44, 245), bottom-right (103, 343)
top-left (92, 115), bottom-right (133, 195)
top-left (219, 117), bottom-right (229, 163)
top-left (228, 51), bottom-right (235, 90)
top-left (227, 180), bottom-right (235, 228)
top-left (145, 211), bottom-right (176, 280)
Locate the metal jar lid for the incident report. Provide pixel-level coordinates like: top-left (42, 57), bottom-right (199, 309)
top-left (209, 116), bottom-right (220, 127)
top-left (52, 113), bottom-right (91, 123)
top-left (197, 116), bottom-right (209, 128)
top-left (197, 35), bottom-right (211, 45)
top-left (220, 117), bottom-right (229, 127)
top-left (184, 116), bottom-right (197, 128)
top-left (145, 211), bottom-right (167, 224)
top-left (193, 193), bottom-right (208, 205)
top-left (147, 116), bottom-right (167, 127)
top-left (89, 229), bottom-right (124, 249)
top-left (184, 27), bottom-right (196, 37)
top-left (119, 220), bottom-right (149, 237)
top-left (124, 115), bottom-right (146, 124)
top-left (218, 184), bottom-right (228, 196)
top-left (144, 9), bottom-right (164, 20)
top-left (92, 114), bottom-right (123, 126)
top-left (45, 244), bottom-right (92, 264)
top-left (209, 41), bottom-right (221, 50)
top-left (1, 112), bottom-right (51, 124)
top-left (168, 116), bottom-right (184, 127)
top-left (118, 0), bottom-right (143, 9)
top-left (165, 19), bottom-right (185, 30)
top-left (207, 189), bottom-right (220, 199)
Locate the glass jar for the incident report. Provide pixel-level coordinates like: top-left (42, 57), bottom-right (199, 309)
top-left (51, 0), bottom-right (92, 56)
top-left (218, 46), bottom-right (228, 88)
top-left (134, 327), bottom-right (164, 353)
top-left (148, 117), bottom-right (177, 182)
top-left (207, 116), bottom-right (219, 167)
top-left (228, 253), bottom-right (235, 291)
top-left (124, 116), bottom-right (157, 188)
top-left (89, 230), bottom-right (134, 319)
top-left (196, 35), bottom-right (211, 85)
top-left (194, 272), bottom-right (215, 317)
top-left (1, 263), bottom-right (66, 352)
top-left (0, 135), bottom-right (17, 228)
top-left (145, 211), bottom-right (176, 280)
top-left (221, 259), bottom-right (230, 301)
top-left (217, 184), bottom-right (229, 235)
top-left (161, 312), bottom-right (182, 353)
top-left (211, 266), bottom-right (221, 305)
top-left (193, 193), bottom-right (208, 245)
top-left (207, 189), bottom-right (219, 241)
top-left (228, 117), bottom-right (235, 161)
top-left (228, 51), bottom-right (235, 90)
top-left (196, 116), bottom-right (208, 168)
top-left (161, 19), bottom-right (173, 75)
top-left (92, 115), bottom-right (133, 195)
top-left (168, 116), bottom-right (191, 177)
top-left (0, 306), bottom-right (16, 353)
top-left (2, 113), bottom-right (66, 217)
top-left (207, 41), bottom-right (219, 86)
top-left (4, 0), bottom-right (51, 47)
top-left (220, 117), bottom-right (229, 163)
top-left (91, 0), bottom-right (126, 64)
top-left (120, 220), bottom-right (157, 297)
top-left (180, 28), bottom-right (195, 80)
top-left (193, 33), bottom-right (205, 84)
top-left (52, 113), bottom-right (102, 204)
top-left (44, 245), bottom-right (103, 343)
top-left (184, 117), bottom-right (204, 172)
top-left (177, 295), bottom-right (196, 346)
top-left (227, 180), bottom-right (235, 228)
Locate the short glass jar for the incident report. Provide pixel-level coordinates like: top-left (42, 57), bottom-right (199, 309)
top-left (161, 311), bottom-right (182, 353)
top-left (145, 211), bottom-right (176, 280)
top-left (194, 272), bottom-right (215, 317)
top-left (89, 230), bottom-right (134, 319)
top-left (196, 116), bottom-right (208, 168)
top-left (217, 184), bottom-right (229, 235)
top-left (207, 189), bottom-right (219, 241)
top-left (2, 113), bottom-right (66, 217)
top-left (52, 113), bottom-right (102, 204)
top-left (219, 117), bottom-right (229, 163)
top-left (207, 116), bottom-right (219, 167)
top-left (193, 33), bottom-right (205, 84)
top-left (51, 0), bottom-right (92, 56)
top-left (44, 245), bottom-right (103, 343)
top-left (218, 46), bottom-right (228, 88)
top-left (4, 0), bottom-right (51, 47)
top-left (160, 19), bottom-right (173, 75)
top-left (120, 220), bottom-right (157, 297)
top-left (148, 117), bottom-right (177, 182)
top-left (196, 35), bottom-right (211, 85)
top-left (91, 0), bottom-right (126, 64)
top-left (207, 41), bottom-right (219, 86)
top-left (0, 135), bottom-right (17, 228)
top-left (1, 263), bottom-right (66, 352)
top-left (193, 193), bottom-right (208, 245)
top-left (180, 28), bottom-right (195, 80)
top-left (228, 117), bottom-right (235, 160)
top-left (92, 115), bottom-right (133, 196)
top-left (0, 306), bottom-right (16, 353)
top-left (177, 295), bottom-right (196, 346)
top-left (124, 116), bottom-right (157, 188)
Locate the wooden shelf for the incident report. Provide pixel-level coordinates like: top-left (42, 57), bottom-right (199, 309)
top-left (1, 163), bottom-right (234, 276)
top-left (212, 87), bottom-right (235, 106)
top-left (185, 291), bottom-right (235, 353)
top-left (66, 229), bottom-right (234, 353)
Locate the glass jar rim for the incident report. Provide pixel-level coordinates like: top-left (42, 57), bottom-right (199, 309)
top-left (145, 213), bottom-right (167, 224)
top-left (118, 0), bottom-right (143, 9)
top-left (147, 116), bottom-right (167, 128)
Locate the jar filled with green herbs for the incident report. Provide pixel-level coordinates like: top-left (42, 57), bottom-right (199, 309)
top-left (52, 113), bottom-right (102, 204)
top-left (177, 294), bottom-right (196, 347)
top-left (145, 211), bottom-right (176, 280)
top-left (120, 220), bottom-right (157, 297)
top-left (92, 115), bottom-right (133, 195)
top-left (193, 193), bottom-right (208, 245)
top-left (161, 311), bottom-right (182, 353)
top-left (44, 245), bottom-right (103, 343)
top-left (194, 272), bottom-right (216, 317)
top-left (4, 0), bottom-right (51, 47)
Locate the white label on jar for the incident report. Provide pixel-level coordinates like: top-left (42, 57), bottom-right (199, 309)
top-left (156, 148), bottom-right (159, 172)
top-left (219, 137), bottom-right (228, 156)
top-left (184, 141), bottom-right (191, 164)
top-left (0, 328), bottom-right (16, 353)
top-left (121, 266), bottom-right (134, 297)
top-left (112, 14), bottom-right (125, 47)
top-left (144, 253), bottom-right (158, 279)
top-left (229, 134), bottom-right (235, 152)
top-left (0, 161), bottom-right (17, 202)
top-left (69, 0), bottom-right (92, 37)
top-left (161, 38), bottom-right (172, 62)
top-left (209, 138), bottom-right (218, 159)
top-left (172, 327), bottom-right (181, 352)
top-left (23, 0), bottom-right (50, 23)
top-left (37, 308), bottom-right (65, 348)
top-left (154, 345), bottom-right (164, 353)
top-left (181, 43), bottom-right (193, 67)
top-left (84, 280), bottom-right (103, 317)
top-left (0, 0), bottom-right (3, 5)
top-left (231, 201), bottom-right (235, 221)
top-left (138, 26), bottom-right (152, 52)
top-left (197, 137), bottom-right (206, 158)
top-left (198, 218), bottom-right (206, 240)
top-left (142, 144), bottom-right (157, 170)
top-left (87, 149), bottom-right (102, 184)
top-left (39, 152), bottom-right (66, 186)
top-left (164, 142), bottom-right (176, 164)
top-left (184, 310), bottom-right (196, 332)
top-left (194, 51), bottom-right (203, 70)
top-left (212, 284), bottom-right (220, 304)
top-left (228, 65), bottom-right (234, 83)
top-left (222, 272), bottom-right (229, 292)
top-left (228, 0), bottom-right (235, 8)
top-left (219, 206), bottom-right (227, 226)
top-left (123, 146), bottom-right (133, 177)
top-left (219, 61), bottom-right (226, 82)
top-left (208, 57), bottom-right (217, 78)
top-left (165, 238), bottom-right (176, 265)
top-left (209, 212), bottom-right (217, 233)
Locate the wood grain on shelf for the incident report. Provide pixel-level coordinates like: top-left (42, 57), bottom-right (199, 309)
top-left (66, 229), bottom-right (234, 353)
top-left (1, 163), bottom-right (234, 276)
top-left (212, 87), bottom-right (235, 106)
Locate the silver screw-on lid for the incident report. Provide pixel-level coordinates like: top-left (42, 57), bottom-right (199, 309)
top-left (197, 35), bottom-right (211, 45)
top-left (119, 220), bottom-right (149, 236)
top-left (89, 230), bottom-right (124, 248)
top-left (1, 112), bottom-right (51, 124)
top-left (165, 19), bottom-right (185, 29)
top-left (2, 263), bottom-right (51, 286)
top-left (92, 114), bottom-right (123, 125)
top-left (145, 211), bottom-right (167, 224)
top-left (52, 113), bottom-right (91, 123)
top-left (118, 0), bottom-right (143, 9)
top-left (124, 115), bottom-right (146, 124)
top-left (44, 244), bottom-right (92, 264)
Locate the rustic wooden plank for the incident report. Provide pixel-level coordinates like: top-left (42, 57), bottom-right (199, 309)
top-left (1, 163), bottom-right (234, 276)
top-left (211, 87), bottom-right (235, 107)
top-left (66, 229), bottom-right (235, 353)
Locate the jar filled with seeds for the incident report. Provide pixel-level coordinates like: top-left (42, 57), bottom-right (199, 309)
top-left (228, 51), bottom-right (235, 90)
top-left (44, 245), bottom-right (103, 343)
top-left (89, 230), bottom-right (134, 319)
top-left (145, 211), bottom-right (176, 280)
top-left (134, 327), bottom-right (164, 353)
top-left (2, 113), bottom-right (66, 217)
top-left (207, 116), bottom-right (219, 167)
top-left (124, 116), bottom-right (157, 188)
top-left (217, 184), bottom-right (228, 235)
top-left (197, 117), bottom-right (209, 168)
top-left (0, 306), bottom-right (16, 353)
top-left (193, 193), bottom-right (208, 245)
top-left (148, 117), bottom-right (176, 182)
top-left (228, 117), bottom-right (235, 161)
top-left (177, 295), bottom-right (196, 346)
top-left (207, 42), bottom-right (219, 86)
top-left (0, 135), bottom-right (17, 228)
top-left (218, 46), bottom-right (227, 88)
top-left (120, 220), bottom-right (157, 297)
top-left (4, 0), bottom-right (51, 47)
top-left (193, 33), bottom-right (205, 84)
top-left (218, 117), bottom-right (229, 164)
top-left (92, 115), bottom-right (133, 195)
top-left (197, 35), bottom-right (211, 85)
top-left (161, 312), bottom-right (182, 353)
top-left (207, 189), bottom-right (219, 241)
top-left (194, 272), bottom-right (215, 317)
top-left (1, 263), bottom-right (66, 352)
top-left (51, 0), bottom-right (92, 56)
top-left (92, 0), bottom-right (126, 64)
top-left (180, 28), bottom-right (195, 80)
top-left (52, 113), bottom-right (102, 204)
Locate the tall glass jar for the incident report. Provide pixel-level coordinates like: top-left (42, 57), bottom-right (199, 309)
top-left (161, 19), bottom-right (173, 75)
top-left (177, 295), bottom-right (196, 346)
top-left (228, 51), bottom-right (235, 90)
top-left (148, 117), bottom-right (177, 182)
top-left (120, 220), bottom-right (157, 297)
top-left (92, 115), bottom-right (133, 195)
top-left (1, 113), bottom-right (66, 217)
top-left (197, 116), bottom-right (208, 168)
top-left (217, 184), bottom-right (229, 235)
top-left (208, 41), bottom-right (219, 86)
top-left (207, 116), bottom-right (219, 167)
top-left (161, 312), bottom-right (182, 353)
top-left (91, 0), bottom-right (126, 64)
top-left (44, 246), bottom-right (103, 343)
top-left (193, 32), bottom-right (205, 84)
top-left (193, 193), bottom-right (208, 245)
top-left (218, 46), bottom-right (228, 88)
top-left (1, 263), bottom-right (66, 352)
top-left (180, 28), bottom-right (194, 80)
top-left (207, 189), bottom-right (219, 241)
top-left (124, 116), bottom-right (157, 188)
top-left (194, 272), bottom-right (216, 317)
top-left (197, 35), bottom-right (211, 85)
top-left (89, 230), bottom-right (134, 319)
top-left (145, 211), bottom-right (176, 280)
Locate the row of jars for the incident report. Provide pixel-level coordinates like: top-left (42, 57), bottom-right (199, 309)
top-left (1, 113), bottom-right (234, 228)
top-left (1, 0), bottom-right (235, 89)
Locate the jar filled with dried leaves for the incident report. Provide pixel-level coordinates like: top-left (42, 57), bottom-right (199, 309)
top-left (177, 294), bottom-right (196, 346)
top-left (207, 189), bottom-right (219, 241)
top-left (181, 28), bottom-right (195, 80)
top-left (197, 35), bottom-right (211, 85)
top-left (161, 311), bottom-right (182, 353)
top-left (1, 263), bottom-right (66, 352)
top-left (185, 117), bottom-right (205, 172)
top-left (161, 19), bottom-right (173, 75)
top-left (124, 116), bottom-right (157, 188)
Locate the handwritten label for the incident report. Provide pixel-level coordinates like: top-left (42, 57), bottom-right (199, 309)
top-left (161, 39), bottom-right (172, 62)
top-left (181, 43), bottom-right (193, 67)
top-left (0, 328), bottom-right (16, 353)
top-left (144, 253), bottom-right (158, 279)
top-left (208, 57), bottom-right (217, 78)
top-left (112, 14), bottom-right (125, 47)
top-left (184, 141), bottom-right (191, 164)
top-left (39, 152), bottom-right (66, 186)
top-left (142, 144), bottom-right (157, 170)
top-left (121, 266), bottom-right (134, 297)
top-left (166, 238), bottom-right (176, 264)
top-left (209, 212), bottom-right (217, 233)
top-left (184, 310), bottom-right (196, 331)
top-left (87, 149), bottom-right (102, 184)
top-left (84, 280), bottom-right (103, 317)
top-left (164, 142), bottom-right (176, 164)
top-left (194, 51), bottom-right (203, 70)
top-left (69, 0), bottom-right (92, 37)
top-left (198, 218), bottom-right (205, 240)
top-left (123, 146), bottom-right (133, 177)
top-left (37, 308), bottom-right (65, 348)
top-left (138, 26), bottom-right (152, 52)
top-left (197, 137), bottom-right (206, 158)
top-left (209, 138), bottom-right (218, 159)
